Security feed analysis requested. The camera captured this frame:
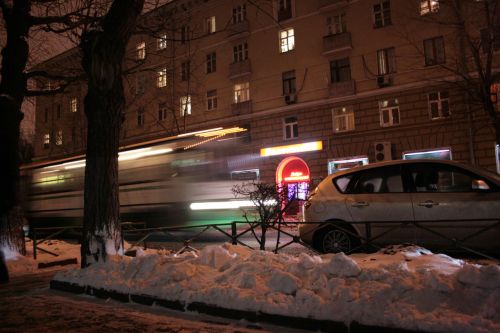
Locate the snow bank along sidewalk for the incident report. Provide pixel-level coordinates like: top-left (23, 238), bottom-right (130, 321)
top-left (52, 244), bottom-right (500, 333)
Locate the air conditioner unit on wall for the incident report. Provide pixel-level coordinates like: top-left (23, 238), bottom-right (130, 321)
top-left (285, 94), bottom-right (297, 105)
top-left (377, 75), bottom-right (392, 88)
top-left (374, 141), bottom-right (392, 162)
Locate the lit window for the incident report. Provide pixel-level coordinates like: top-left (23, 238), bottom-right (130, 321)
top-left (157, 68), bottom-right (167, 88)
top-left (420, 0), bottom-right (439, 15)
top-left (279, 28), bottom-right (295, 53)
top-left (424, 36), bottom-right (445, 66)
top-left (282, 70), bottom-right (296, 95)
top-left (137, 108), bottom-right (145, 127)
top-left (327, 14), bottom-right (346, 35)
top-left (283, 116), bottom-right (298, 140)
top-left (332, 106), bottom-right (355, 132)
top-left (233, 82), bottom-right (250, 103)
top-left (377, 47), bottom-right (396, 75)
top-left (232, 4), bottom-right (246, 24)
top-left (158, 102), bottom-right (167, 121)
top-left (55, 130), bottom-right (63, 146)
top-left (70, 98), bottom-right (78, 113)
top-left (136, 41), bottom-right (146, 60)
top-left (181, 61), bottom-right (190, 81)
top-left (207, 90), bottom-right (217, 111)
top-left (330, 58), bottom-right (351, 83)
top-left (233, 42), bottom-right (248, 62)
top-left (428, 91), bottom-right (450, 119)
top-left (379, 99), bottom-right (400, 127)
top-left (43, 133), bottom-right (50, 149)
top-left (157, 34), bottom-right (167, 50)
top-left (206, 52), bottom-right (216, 74)
top-left (180, 95), bottom-right (192, 116)
top-left (373, 1), bottom-right (391, 28)
top-left (206, 16), bottom-right (216, 34)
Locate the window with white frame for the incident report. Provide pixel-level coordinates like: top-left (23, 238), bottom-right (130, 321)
top-left (283, 116), bottom-right (298, 140)
top-left (180, 95), bottom-right (192, 116)
top-left (43, 133), bottom-right (50, 148)
top-left (136, 74), bottom-right (146, 94)
top-left (330, 58), bottom-right (351, 83)
top-left (420, 0), bottom-right (439, 15)
top-left (206, 16), bottom-right (216, 34)
top-left (158, 102), bottom-right (167, 121)
top-left (137, 108), bottom-right (145, 126)
top-left (428, 91), bottom-right (450, 119)
top-left (206, 52), bottom-right (216, 74)
top-left (424, 36), bottom-right (445, 66)
top-left (207, 89), bottom-right (217, 110)
top-left (232, 4), bottom-right (246, 24)
top-left (279, 28), bottom-right (295, 53)
top-left (282, 70), bottom-right (296, 95)
top-left (136, 41), bottom-right (146, 60)
top-left (233, 82), bottom-right (250, 103)
top-left (157, 68), bottom-right (167, 88)
top-left (181, 61), bottom-right (190, 81)
top-left (332, 106), bottom-right (355, 132)
top-left (373, 1), bottom-right (391, 28)
top-left (377, 47), bottom-right (396, 75)
top-left (70, 97), bottom-right (78, 113)
top-left (233, 42), bottom-right (248, 62)
top-left (379, 99), bottom-right (400, 127)
top-left (327, 14), bottom-right (346, 35)
top-left (55, 130), bottom-right (63, 146)
top-left (157, 33), bottom-right (167, 50)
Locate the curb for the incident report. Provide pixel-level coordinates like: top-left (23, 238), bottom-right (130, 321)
top-left (50, 280), bottom-right (429, 333)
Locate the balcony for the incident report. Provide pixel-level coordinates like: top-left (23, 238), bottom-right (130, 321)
top-left (319, 0), bottom-right (350, 12)
top-left (231, 100), bottom-right (252, 116)
top-left (229, 59), bottom-right (252, 79)
top-left (323, 32), bottom-right (352, 54)
top-left (329, 80), bottom-right (356, 97)
top-left (226, 20), bottom-right (250, 40)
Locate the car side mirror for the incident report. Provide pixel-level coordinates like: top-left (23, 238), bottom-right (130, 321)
top-left (472, 179), bottom-right (490, 191)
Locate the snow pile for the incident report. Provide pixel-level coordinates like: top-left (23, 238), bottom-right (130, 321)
top-left (54, 244), bottom-right (500, 333)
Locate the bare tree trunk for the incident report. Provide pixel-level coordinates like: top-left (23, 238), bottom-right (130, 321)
top-left (80, 0), bottom-right (144, 267)
top-left (0, 0), bottom-right (31, 256)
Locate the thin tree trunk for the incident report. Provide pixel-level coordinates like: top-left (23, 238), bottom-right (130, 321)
top-left (80, 0), bottom-right (144, 267)
top-left (0, 0), bottom-right (31, 256)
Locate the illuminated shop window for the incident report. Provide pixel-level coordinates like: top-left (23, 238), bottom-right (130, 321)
top-left (328, 156), bottom-right (368, 174)
top-left (402, 147), bottom-right (452, 160)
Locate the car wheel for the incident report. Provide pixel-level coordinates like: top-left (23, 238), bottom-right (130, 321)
top-left (315, 226), bottom-right (358, 254)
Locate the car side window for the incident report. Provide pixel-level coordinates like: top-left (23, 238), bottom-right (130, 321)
top-left (410, 163), bottom-right (492, 193)
top-left (350, 165), bottom-right (403, 194)
top-left (334, 175), bottom-right (352, 193)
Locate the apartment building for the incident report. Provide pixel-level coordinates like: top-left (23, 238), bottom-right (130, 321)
top-left (32, 0), bottom-right (500, 191)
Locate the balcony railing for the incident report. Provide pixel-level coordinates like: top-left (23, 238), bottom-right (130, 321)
top-left (323, 32), bottom-right (352, 54)
top-left (229, 59), bottom-right (252, 79)
top-left (329, 80), bottom-right (356, 97)
top-left (226, 20), bottom-right (250, 39)
top-left (231, 100), bottom-right (252, 115)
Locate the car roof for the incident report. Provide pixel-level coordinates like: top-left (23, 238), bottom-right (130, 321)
top-left (327, 159), bottom-right (500, 185)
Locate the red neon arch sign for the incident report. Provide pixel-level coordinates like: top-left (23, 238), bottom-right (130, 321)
top-left (276, 156), bottom-right (310, 184)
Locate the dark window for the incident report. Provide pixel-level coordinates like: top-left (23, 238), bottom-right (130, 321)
top-left (232, 4), bottom-right (246, 24)
top-left (56, 104), bottom-right (61, 119)
top-left (181, 25), bottom-right (189, 44)
top-left (181, 61), bottom-right (190, 81)
top-left (207, 89), bottom-right (217, 110)
top-left (137, 108), bottom-right (145, 126)
top-left (44, 108), bottom-right (49, 123)
top-left (158, 102), bottom-right (167, 121)
top-left (330, 58), bottom-right (351, 83)
top-left (233, 43), bottom-right (248, 62)
top-left (283, 116), bottom-right (298, 139)
top-left (282, 70), bottom-right (296, 95)
top-left (481, 26), bottom-right (500, 53)
top-left (377, 47), bottom-right (396, 75)
top-left (373, 1), bottom-right (391, 28)
top-left (424, 36), bottom-right (445, 66)
top-left (206, 52), bottom-right (216, 74)
top-left (278, 0), bottom-right (292, 21)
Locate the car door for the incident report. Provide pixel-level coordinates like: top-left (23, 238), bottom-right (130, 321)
top-left (407, 162), bottom-right (500, 253)
top-left (345, 165), bottom-right (416, 246)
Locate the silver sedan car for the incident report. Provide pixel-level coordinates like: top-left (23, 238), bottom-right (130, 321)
top-left (300, 159), bottom-right (500, 254)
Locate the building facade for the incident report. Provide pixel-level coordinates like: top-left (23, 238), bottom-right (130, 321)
top-left (32, 0), bottom-right (500, 189)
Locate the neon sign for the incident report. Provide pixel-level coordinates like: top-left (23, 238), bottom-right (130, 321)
top-left (260, 141), bottom-right (322, 157)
